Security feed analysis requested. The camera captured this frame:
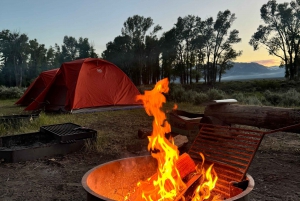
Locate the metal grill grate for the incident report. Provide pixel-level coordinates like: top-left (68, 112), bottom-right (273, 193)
top-left (188, 122), bottom-right (300, 198)
top-left (40, 123), bottom-right (96, 142)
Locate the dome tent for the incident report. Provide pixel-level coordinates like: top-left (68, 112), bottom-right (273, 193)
top-left (16, 68), bottom-right (58, 106)
top-left (25, 58), bottom-right (141, 113)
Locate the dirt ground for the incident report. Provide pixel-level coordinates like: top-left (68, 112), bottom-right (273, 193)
top-left (0, 128), bottom-right (299, 200)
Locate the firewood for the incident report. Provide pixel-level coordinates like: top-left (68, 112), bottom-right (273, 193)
top-left (176, 153), bottom-right (196, 179)
top-left (127, 153), bottom-right (196, 200)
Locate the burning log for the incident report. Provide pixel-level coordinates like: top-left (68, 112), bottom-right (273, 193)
top-left (174, 174), bottom-right (202, 201)
top-left (126, 153), bottom-right (197, 200)
top-left (204, 104), bottom-right (300, 133)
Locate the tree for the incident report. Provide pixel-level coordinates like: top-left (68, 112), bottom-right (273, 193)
top-left (211, 10), bottom-right (241, 83)
top-left (191, 35), bottom-right (206, 83)
top-left (102, 15), bottom-right (161, 85)
top-left (46, 46), bottom-right (60, 70)
top-left (77, 37), bottom-right (98, 58)
top-left (144, 35), bottom-right (161, 84)
top-left (89, 44), bottom-right (98, 58)
top-left (102, 35), bottom-right (134, 77)
top-left (217, 48), bottom-right (242, 82)
top-left (77, 37), bottom-right (91, 58)
top-left (121, 15), bottom-right (162, 85)
top-left (61, 36), bottom-right (78, 61)
top-left (249, 0), bottom-right (300, 80)
top-left (197, 17), bottom-right (215, 84)
top-left (195, 10), bottom-right (241, 84)
top-left (27, 39), bottom-right (47, 83)
top-left (174, 15), bottom-right (201, 84)
top-left (160, 28), bottom-right (179, 81)
top-left (0, 30), bottom-right (29, 86)
top-left (0, 29), bottom-right (99, 87)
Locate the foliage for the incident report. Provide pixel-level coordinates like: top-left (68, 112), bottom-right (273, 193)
top-left (242, 96), bottom-right (263, 106)
top-left (0, 86), bottom-right (25, 99)
top-left (231, 92), bottom-right (245, 102)
top-left (101, 10), bottom-right (242, 86)
top-left (194, 92), bottom-right (209, 105)
top-left (102, 15), bottom-right (162, 85)
top-left (166, 79), bottom-right (300, 108)
top-left (264, 90), bottom-right (282, 105)
top-left (278, 88), bottom-right (300, 107)
top-left (249, 0), bottom-right (300, 80)
top-left (168, 84), bottom-right (186, 102)
top-left (0, 30), bottom-right (98, 87)
top-left (206, 88), bottom-right (226, 100)
top-left (168, 84), bottom-right (226, 104)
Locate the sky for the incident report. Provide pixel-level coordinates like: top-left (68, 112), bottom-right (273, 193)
top-left (0, 0), bottom-right (289, 67)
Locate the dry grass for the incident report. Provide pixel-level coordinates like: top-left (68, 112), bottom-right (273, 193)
top-left (0, 99), bottom-right (24, 115)
top-left (0, 99), bottom-right (205, 156)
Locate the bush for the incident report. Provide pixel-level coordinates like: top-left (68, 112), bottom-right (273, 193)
top-left (231, 92), bottom-right (245, 103)
top-left (0, 86), bottom-right (25, 99)
top-left (169, 84), bottom-right (185, 102)
top-left (279, 88), bottom-right (300, 107)
top-left (264, 90), bottom-right (282, 105)
top-left (243, 96), bottom-right (263, 106)
top-left (194, 92), bottom-right (209, 105)
top-left (165, 81), bottom-right (300, 108)
top-left (182, 90), bottom-right (198, 103)
top-left (206, 88), bottom-right (226, 101)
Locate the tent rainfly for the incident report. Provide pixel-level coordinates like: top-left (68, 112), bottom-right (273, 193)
top-left (15, 68), bottom-right (59, 106)
top-left (24, 58), bottom-right (142, 113)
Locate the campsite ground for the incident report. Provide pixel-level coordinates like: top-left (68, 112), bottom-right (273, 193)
top-left (0, 103), bottom-right (300, 200)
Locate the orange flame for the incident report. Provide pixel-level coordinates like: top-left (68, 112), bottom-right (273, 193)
top-left (192, 153), bottom-right (220, 201)
top-left (128, 78), bottom-right (219, 201)
top-left (173, 104), bottom-right (178, 110)
top-left (134, 78), bottom-right (185, 200)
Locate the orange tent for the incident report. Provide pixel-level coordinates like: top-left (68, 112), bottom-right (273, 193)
top-left (25, 58), bottom-right (141, 113)
top-left (15, 68), bottom-right (59, 106)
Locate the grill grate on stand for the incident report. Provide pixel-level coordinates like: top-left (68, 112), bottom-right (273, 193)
top-left (188, 123), bottom-right (300, 198)
top-left (40, 123), bottom-right (97, 142)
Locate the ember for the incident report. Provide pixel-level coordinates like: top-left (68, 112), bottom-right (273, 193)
top-left (127, 78), bottom-right (220, 201)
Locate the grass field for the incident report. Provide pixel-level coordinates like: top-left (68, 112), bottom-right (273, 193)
top-left (1, 90), bottom-right (300, 201)
top-left (0, 99), bottom-right (205, 155)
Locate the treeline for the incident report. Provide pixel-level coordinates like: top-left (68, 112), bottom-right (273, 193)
top-left (105, 0), bottom-right (300, 85)
top-left (102, 11), bottom-right (242, 85)
top-left (0, 32), bottom-right (98, 87)
top-left (0, 9), bottom-right (242, 87)
top-left (2, 0), bottom-right (300, 87)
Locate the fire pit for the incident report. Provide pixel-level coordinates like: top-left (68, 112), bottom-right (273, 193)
top-left (82, 79), bottom-right (255, 200)
top-left (81, 155), bottom-right (254, 201)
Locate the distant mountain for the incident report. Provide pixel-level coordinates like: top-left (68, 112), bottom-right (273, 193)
top-left (171, 62), bottom-right (285, 83)
top-left (222, 62), bottom-right (285, 80)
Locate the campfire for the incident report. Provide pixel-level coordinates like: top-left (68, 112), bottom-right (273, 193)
top-left (82, 78), bottom-right (255, 201)
top-left (123, 78), bottom-right (219, 201)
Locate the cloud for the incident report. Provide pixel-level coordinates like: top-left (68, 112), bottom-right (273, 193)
top-left (252, 59), bottom-right (280, 67)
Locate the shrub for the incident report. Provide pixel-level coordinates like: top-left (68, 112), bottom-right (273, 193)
top-left (206, 88), bottom-right (226, 101)
top-left (183, 90), bottom-right (198, 103)
top-left (243, 96), bottom-right (263, 106)
top-left (264, 90), bottom-right (282, 106)
top-left (279, 88), bottom-right (300, 107)
top-left (231, 92), bottom-right (245, 103)
top-left (0, 86), bottom-right (25, 99)
top-left (169, 84), bottom-right (185, 102)
top-left (194, 92), bottom-right (209, 105)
